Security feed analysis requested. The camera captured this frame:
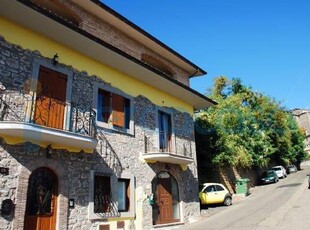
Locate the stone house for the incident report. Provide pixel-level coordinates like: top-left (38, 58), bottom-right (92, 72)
top-left (292, 108), bottom-right (310, 154)
top-left (0, 0), bottom-right (215, 229)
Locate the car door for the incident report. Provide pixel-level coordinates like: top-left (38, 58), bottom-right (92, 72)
top-left (215, 185), bottom-right (226, 202)
top-left (204, 185), bottom-right (218, 204)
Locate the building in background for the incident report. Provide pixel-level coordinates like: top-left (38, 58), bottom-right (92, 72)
top-left (292, 108), bottom-right (310, 154)
top-left (0, 0), bottom-right (215, 229)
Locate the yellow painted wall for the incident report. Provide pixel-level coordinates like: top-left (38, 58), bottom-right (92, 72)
top-left (0, 17), bottom-right (194, 114)
top-left (1, 135), bottom-right (93, 153)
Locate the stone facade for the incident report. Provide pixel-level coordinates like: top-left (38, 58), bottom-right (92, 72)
top-left (0, 37), bottom-right (200, 229)
top-left (292, 109), bottom-right (310, 154)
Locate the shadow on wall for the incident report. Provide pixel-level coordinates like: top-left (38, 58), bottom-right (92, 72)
top-left (197, 165), bottom-right (262, 194)
top-left (0, 133), bottom-right (123, 208)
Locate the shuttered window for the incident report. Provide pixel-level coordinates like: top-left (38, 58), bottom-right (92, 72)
top-left (112, 93), bottom-right (125, 127)
top-left (97, 89), bottom-right (130, 129)
top-left (34, 66), bottom-right (67, 129)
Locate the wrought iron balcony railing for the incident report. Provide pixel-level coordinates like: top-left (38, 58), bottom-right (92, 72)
top-left (144, 131), bottom-right (193, 158)
top-left (0, 88), bottom-right (96, 138)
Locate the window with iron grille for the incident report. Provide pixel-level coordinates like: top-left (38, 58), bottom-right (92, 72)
top-left (89, 171), bottom-right (135, 219)
top-left (94, 175), bottom-right (112, 213)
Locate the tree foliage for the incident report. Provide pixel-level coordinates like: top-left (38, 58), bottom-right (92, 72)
top-left (196, 77), bottom-right (306, 168)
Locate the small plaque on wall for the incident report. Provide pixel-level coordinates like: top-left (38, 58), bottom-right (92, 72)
top-left (99, 225), bottom-right (110, 230)
top-left (117, 221), bottom-right (125, 229)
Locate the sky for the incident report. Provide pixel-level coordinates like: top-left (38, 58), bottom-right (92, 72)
top-left (101, 0), bottom-right (310, 110)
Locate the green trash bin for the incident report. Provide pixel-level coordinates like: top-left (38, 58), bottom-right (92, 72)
top-left (235, 178), bottom-right (250, 195)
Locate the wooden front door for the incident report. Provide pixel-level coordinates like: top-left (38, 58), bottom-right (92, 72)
top-left (157, 177), bottom-right (173, 224)
top-left (24, 168), bottom-right (58, 230)
top-left (34, 66), bottom-right (67, 129)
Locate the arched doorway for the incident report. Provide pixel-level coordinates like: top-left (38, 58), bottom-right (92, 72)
top-left (152, 171), bottom-right (180, 225)
top-left (24, 167), bottom-right (58, 230)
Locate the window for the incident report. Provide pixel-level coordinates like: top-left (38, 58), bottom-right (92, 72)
top-left (215, 185), bottom-right (224, 191)
top-left (94, 174), bottom-right (112, 213)
top-left (97, 88), bottom-right (131, 130)
top-left (117, 179), bottom-right (130, 212)
top-left (89, 171), bottom-right (135, 219)
top-left (206, 185), bottom-right (216, 193)
top-left (158, 110), bottom-right (172, 152)
top-left (34, 66), bottom-right (67, 129)
top-left (30, 58), bottom-right (73, 131)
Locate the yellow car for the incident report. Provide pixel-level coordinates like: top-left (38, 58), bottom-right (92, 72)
top-left (199, 183), bottom-right (232, 206)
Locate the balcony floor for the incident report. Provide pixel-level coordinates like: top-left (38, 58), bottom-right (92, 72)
top-left (0, 122), bottom-right (97, 153)
top-left (143, 152), bottom-right (194, 165)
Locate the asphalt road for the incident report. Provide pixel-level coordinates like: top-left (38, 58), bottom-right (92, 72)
top-left (178, 163), bottom-right (310, 230)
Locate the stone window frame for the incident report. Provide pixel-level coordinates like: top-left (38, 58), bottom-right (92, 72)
top-left (93, 83), bottom-right (134, 135)
top-left (155, 107), bottom-right (175, 152)
top-left (88, 170), bottom-right (135, 220)
top-left (29, 58), bottom-right (73, 130)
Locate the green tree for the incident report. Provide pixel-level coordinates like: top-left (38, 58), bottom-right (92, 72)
top-left (195, 77), bottom-right (306, 170)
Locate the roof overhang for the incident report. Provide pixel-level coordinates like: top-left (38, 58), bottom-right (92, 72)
top-left (1, 0), bottom-right (216, 109)
top-left (72, 0), bottom-right (207, 77)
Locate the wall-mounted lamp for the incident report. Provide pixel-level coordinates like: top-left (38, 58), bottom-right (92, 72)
top-left (52, 53), bottom-right (59, 66)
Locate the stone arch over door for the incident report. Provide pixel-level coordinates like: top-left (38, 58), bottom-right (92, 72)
top-left (12, 157), bottom-right (69, 229)
top-left (152, 171), bottom-right (180, 225)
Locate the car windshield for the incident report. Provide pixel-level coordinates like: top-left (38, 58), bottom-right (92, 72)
top-left (272, 167), bottom-right (281, 171)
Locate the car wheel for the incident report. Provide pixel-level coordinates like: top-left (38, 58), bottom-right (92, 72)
top-left (223, 196), bottom-right (232, 206)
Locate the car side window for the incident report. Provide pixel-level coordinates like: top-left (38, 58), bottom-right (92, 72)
top-left (215, 185), bottom-right (224, 191)
top-left (206, 185), bottom-right (216, 193)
